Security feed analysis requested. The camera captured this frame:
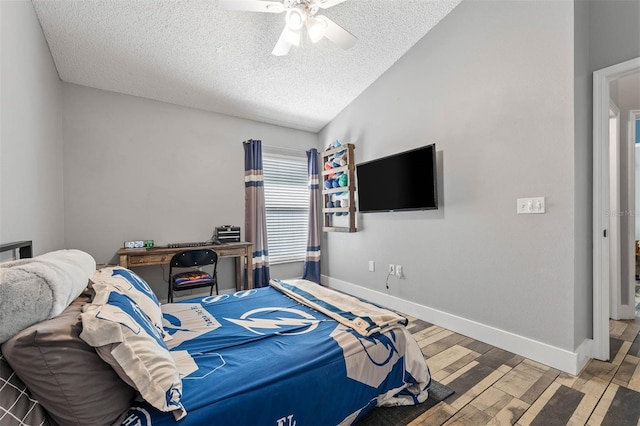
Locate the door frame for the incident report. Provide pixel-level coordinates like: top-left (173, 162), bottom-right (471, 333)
top-left (609, 100), bottom-right (621, 320)
top-left (624, 109), bottom-right (640, 319)
top-left (593, 57), bottom-right (640, 360)
top-left (632, 109), bottom-right (640, 312)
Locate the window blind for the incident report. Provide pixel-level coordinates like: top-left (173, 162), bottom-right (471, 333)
top-left (263, 154), bottom-right (309, 264)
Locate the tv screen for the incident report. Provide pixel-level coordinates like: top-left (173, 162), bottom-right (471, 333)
top-left (356, 144), bottom-right (437, 213)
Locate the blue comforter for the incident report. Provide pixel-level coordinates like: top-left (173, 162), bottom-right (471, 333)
top-left (121, 285), bottom-right (430, 426)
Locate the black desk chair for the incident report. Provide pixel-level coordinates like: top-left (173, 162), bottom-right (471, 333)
top-left (168, 249), bottom-right (218, 303)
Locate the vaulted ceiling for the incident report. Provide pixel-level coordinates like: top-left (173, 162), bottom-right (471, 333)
top-left (32, 0), bottom-right (461, 132)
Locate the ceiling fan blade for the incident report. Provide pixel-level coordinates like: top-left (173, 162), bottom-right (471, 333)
top-left (272, 38), bottom-right (292, 56)
top-left (316, 0), bottom-right (347, 9)
top-left (272, 26), bottom-right (301, 56)
top-left (316, 16), bottom-right (356, 50)
top-left (219, 0), bottom-right (285, 13)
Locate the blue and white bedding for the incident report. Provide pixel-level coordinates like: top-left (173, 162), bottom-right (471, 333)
top-left (122, 282), bottom-right (431, 426)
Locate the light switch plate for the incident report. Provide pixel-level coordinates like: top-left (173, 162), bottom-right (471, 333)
top-left (517, 197), bottom-right (545, 214)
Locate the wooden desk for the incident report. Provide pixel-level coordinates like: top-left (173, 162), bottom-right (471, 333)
top-left (117, 242), bottom-right (254, 291)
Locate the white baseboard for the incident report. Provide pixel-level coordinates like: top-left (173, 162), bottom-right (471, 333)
top-left (616, 304), bottom-right (637, 321)
top-left (321, 274), bottom-right (591, 375)
top-left (574, 338), bottom-right (593, 375)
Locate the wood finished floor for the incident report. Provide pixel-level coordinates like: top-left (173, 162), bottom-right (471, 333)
top-left (404, 315), bottom-right (640, 425)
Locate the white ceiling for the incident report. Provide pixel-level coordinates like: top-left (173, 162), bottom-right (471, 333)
top-left (32, 0), bottom-right (461, 132)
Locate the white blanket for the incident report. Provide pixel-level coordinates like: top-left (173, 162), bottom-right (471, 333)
top-left (0, 249), bottom-right (96, 343)
top-left (269, 278), bottom-right (407, 336)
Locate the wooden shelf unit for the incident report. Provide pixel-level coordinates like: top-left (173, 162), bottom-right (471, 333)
top-left (321, 143), bottom-right (356, 232)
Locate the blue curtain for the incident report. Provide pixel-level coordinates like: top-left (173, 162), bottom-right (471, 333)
top-left (302, 148), bottom-right (321, 283)
top-left (243, 139), bottom-right (270, 288)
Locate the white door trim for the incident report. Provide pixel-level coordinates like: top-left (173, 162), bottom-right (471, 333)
top-left (623, 109), bottom-right (640, 319)
top-left (593, 57), bottom-right (640, 361)
top-left (632, 110), bottom-right (640, 316)
top-left (609, 101), bottom-right (621, 320)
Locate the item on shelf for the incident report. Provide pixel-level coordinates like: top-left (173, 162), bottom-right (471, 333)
top-left (334, 200), bottom-right (343, 216)
top-left (326, 201), bottom-right (334, 215)
top-left (324, 162), bottom-right (336, 178)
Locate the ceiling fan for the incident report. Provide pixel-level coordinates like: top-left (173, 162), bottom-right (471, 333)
top-left (219, 0), bottom-right (357, 56)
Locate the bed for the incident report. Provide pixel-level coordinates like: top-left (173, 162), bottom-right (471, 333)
top-left (0, 249), bottom-right (430, 426)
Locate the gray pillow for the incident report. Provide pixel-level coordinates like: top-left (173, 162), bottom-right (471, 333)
top-left (1, 291), bottom-right (136, 426)
top-left (0, 352), bottom-right (51, 426)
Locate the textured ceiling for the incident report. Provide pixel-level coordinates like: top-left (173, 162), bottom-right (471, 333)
top-left (32, 0), bottom-right (461, 132)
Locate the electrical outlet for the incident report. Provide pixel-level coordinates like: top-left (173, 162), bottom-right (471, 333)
top-left (388, 264), bottom-right (395, 274)
top-left (368, 260), bottom-right (375, 272)
top-left (395, 265), bottom-right (403, 278)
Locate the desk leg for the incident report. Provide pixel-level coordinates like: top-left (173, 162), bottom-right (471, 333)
top-left (246, 248), bottom-right (253, 290)
top-left (234, 257), bottom-right (242, 292)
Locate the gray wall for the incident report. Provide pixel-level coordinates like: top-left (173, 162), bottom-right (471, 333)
top-left (0, 1), bottom-right (64, 260)
top-left (319, 0), bottom-right (577, 350)
top-left (62, 84), bottom-right (316, 299)
top-left (588, 0), bottom-right (640, 73)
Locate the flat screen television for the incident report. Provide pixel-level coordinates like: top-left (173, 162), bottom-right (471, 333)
top-left (356, 144), bottom-right (437, 213)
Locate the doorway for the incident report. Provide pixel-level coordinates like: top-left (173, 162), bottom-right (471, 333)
top-left (593, 57), bottom-right (640, 361)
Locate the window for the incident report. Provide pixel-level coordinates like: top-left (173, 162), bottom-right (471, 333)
top-left (263, 153), bottom-right (309, 264)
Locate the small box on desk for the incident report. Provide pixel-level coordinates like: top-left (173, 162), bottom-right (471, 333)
top-left (215, 226), bottom-right (241, 244)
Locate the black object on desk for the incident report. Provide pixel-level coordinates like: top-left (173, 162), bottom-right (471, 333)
top-left (215, 226), bottom-right (241, 244)
top-left (167, 241), bottom-right (210, 248)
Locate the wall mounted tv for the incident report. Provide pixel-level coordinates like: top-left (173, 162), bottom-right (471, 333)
top-left (356, 144), bottom-right (438, 213)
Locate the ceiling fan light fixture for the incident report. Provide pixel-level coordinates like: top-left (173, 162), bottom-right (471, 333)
top-left (223, 0), bottom-right (356, 56)
top-left (285, 8), bottom-right (305, 31)
top-left (306, 16), bottom-right (327, 43)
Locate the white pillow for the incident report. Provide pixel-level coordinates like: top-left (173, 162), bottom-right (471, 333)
top-left (80, 290), bottom-right (186, 420)
top-left (91, 266), bottom-right (167, 340)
